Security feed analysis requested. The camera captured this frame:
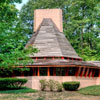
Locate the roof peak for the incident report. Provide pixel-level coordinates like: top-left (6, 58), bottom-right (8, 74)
top-left (26, 19), bottom-right (82, 59)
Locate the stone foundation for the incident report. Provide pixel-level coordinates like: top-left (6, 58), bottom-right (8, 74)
top-left (18, 76), bottom-right (100, 90)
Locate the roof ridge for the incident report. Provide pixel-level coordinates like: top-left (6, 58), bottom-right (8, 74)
top-left (47, 19), bottom-right (63, 57)
top-left (25, 19), bottom-right (46, 48)
top-left (49, 19), bottom-right (64, 57)
top-left (26, 18), bottom-right (81, 59)
top-left (50, 19), bottom-right (81, 59)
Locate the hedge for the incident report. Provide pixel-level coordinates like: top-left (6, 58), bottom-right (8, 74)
top-left (0, 78), bottom-right (27, 90)
top-left (62, 81), bottom-right (80, 91)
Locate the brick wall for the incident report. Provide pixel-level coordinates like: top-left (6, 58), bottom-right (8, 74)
top-left (34, 9), bottom-right (63, 32)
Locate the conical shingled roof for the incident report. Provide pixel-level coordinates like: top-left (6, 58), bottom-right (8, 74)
top-left (26, 18), bottom-right (81, 59)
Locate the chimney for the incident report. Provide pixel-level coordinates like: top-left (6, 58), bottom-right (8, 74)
top-left (34, 9), bottom-right (63, 32)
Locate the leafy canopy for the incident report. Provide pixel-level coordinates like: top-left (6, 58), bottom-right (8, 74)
top-left (20, 0), bottom-right (100, 61)
top-left (0, 0), bottom-right (38, 70)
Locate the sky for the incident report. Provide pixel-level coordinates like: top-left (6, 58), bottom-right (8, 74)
top-left (15, 0), bottom-right (29, 10)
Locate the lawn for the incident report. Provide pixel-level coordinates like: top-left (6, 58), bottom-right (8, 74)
top-left (0, 90), bottom-right (100, 100)
top-left (0, 85), bottom-right (100, 100)
top-left (78, 85), bottom-right (100, 96)
top-left (0, 87), bottom-right (37, 94)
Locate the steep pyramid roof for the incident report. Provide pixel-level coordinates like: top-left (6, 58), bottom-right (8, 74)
top-left (25, 18), bottom-right (81, 59)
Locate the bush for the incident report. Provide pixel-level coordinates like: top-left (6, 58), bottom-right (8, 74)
top-left (40, 79), bottom-right (47, 91)
top-left (55, 81), bottom-right (63, 92)
top-left (47, 79), bottom-right (56, 91)
top-left (39, 79), bottom-right (63, 92)
top-left (62, 81), bottom-right (80, 91)
top-left (0, 78), bottom-right (27, 90)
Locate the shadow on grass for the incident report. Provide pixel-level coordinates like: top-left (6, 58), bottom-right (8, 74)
top-left (0, 87), bottom-right (37, 94)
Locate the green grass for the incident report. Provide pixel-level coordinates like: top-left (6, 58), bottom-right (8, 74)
top-left (0, 87), bottom-right (37, 94)
top-left (78, 85), bottom-right (100, 96)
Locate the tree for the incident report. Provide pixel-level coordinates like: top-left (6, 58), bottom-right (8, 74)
top-left (0, 0), bottom-right (38, 72)
top-left (20, 0), bottom-right (100, 61)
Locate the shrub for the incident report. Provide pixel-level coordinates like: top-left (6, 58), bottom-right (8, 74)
top-left (47, 79), bottom-right (56, 91)
top-left (62, 81), bottom-right (80, 91)
top-left (55, 81), bottom-right (63, 92)
top-left (39, 79), bottom-right (47, 91)
top-left (40, 79), bottom-right (63, 92)
top-left (0, 78), bottom-right (27, 90)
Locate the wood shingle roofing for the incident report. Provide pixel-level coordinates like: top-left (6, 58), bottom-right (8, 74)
top-left (27, 59), bottom-right (98, 68)
top-left (25, 18), bottom-right (81, 59)
top-left (87, 61), bottom-right (100, 67)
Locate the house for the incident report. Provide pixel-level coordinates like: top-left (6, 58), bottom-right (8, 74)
top-left (17, 9), bottom-right (100, 90)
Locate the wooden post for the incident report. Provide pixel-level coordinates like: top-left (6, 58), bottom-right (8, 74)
top-left (48, 67), bottom-right (50, 76)
top-left (80, 67), bottom-right (85, 77)
top-left (44, 57), bottom-right (46, 60)
top-left (37, 67), bottom-right (40, 76)
top-left (21, 71), bottom-right (24, 77)
top-left (61, 57), bottom-right (64, 59)
top-left (85, 68), bottom-right (89, 77)
top-left (65, 67), bottom-right (69, 76)
top-left (52, 57), bottom-right (55, 60)
top-left (99, 69), bottom-right (100, 78)
top-left (98, 69), bottom-right (100, 78)
top-left (89, 69), bottom-right (92, 78)
top-left (53, 67), bottom-right (56, 76)
top-left (75, 67), bottom-right (81, 77)
top-left (33, 67), bottom-right (35, 76)
top-left (12, 71), bottom-right (15, 77)
top-left (92, 69), bottom-right (95, 77)
top-left (36, 57), bottom-right (38, 60)
top-left (75, 67), bottom-right (78, 76)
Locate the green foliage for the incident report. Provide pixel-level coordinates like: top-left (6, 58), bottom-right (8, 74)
top-left (0, 87), bottom-right (37, 94)
top-left (63, 81), bottom-right (80, 91)
top-left (0, 0), bottom-right (38, 71)
top-left (55, 81), bottom-right (63, 92)
top-left (47, 79), bottom-right (56, 91)
top-left (79, 85), bottom-right (100, 96)
top-left (39, 79), bottom-right (63, 92)
top-left (13, 67), bottom-right (30, 72)
top-left (39, 79), bottom-right (47, 91)
top-left (20, 0), bottom-right (100, 61)
top-left (0, 67), bottom-right (30, 77)
top-left (0, 78), bottom-right (27, 90)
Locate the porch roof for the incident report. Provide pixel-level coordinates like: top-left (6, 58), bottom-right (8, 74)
top-left (18, 59), bottom-right (98, 68)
